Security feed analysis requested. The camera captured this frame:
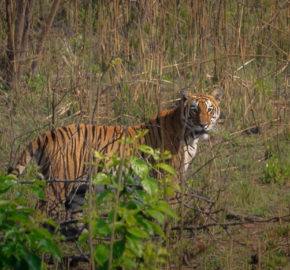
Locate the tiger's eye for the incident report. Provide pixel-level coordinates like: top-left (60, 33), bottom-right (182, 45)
top-left (207, 107), bottom-right (213, 113)
top-left (191, 107), bottom-right (198, 114)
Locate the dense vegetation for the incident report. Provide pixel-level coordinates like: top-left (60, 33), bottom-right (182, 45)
top-left (0, 0), bottom-right (289, 269)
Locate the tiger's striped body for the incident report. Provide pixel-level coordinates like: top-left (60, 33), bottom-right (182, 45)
top-left (10, 89), bottom-right (222, 235)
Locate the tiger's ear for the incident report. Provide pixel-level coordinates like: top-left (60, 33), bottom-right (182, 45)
top-left (211, 89), bottom-right (222, 103)
top-left (180, 89), bottom-right (189, 102)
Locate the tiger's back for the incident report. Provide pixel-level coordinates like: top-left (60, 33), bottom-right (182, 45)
top-left (12, 124), bottom-right (138, 179)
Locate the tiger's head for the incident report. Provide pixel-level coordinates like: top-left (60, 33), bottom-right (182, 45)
top-left (180, 89), bottom-right (222, 138)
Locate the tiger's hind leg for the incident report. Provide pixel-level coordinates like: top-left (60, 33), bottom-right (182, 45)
top-left (62, 183), bottom-right (88, 239)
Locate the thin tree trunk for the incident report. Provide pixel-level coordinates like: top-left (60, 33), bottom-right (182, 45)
top-left (5, 0), bottom-right (35, 89)
top-left (31, 0), bottom-right (61, 72)
top-left (6, 0), bottom-right (16, 89)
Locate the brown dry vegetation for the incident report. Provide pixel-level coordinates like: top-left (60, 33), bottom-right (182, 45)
top-left (0, 0), bottom-right (289, 269)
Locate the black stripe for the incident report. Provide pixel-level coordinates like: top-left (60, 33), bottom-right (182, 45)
top-left (79, 126), bottom-right (88, 172)
top-left (96, 130), bottom-right (102, 150)
top-left (96, 127), bottom-right (102, 150)
top-left (144, 124), bottom-right (151, 146)
top-left (111, 128), bottom-right (117, 151)
top-left (51, 130), bottom-right (56, 142)
top-left (62, 126), bottom-right (68, 133)
top-left (92, 125), bottom-right (96, 143)
top-left (76, 124), bottom-right (81, 142)
top-left (27, 142), bottom-right (34, 157)
top-left (37, 137), bottom-right (41, 149)
top-left (104, 126), bottom-right (107, 138)
top-left (35, 137), bottom-right (43, 164)
top-left (83, 125), bottom-right (88, 148)
top-left (58, 128), bottom-right (66, 144)
top-left (97, 126), bottom-right (102, 142)
top-left (156, 115), bottom-right (162, 140)
top-left (62, 126), bottom-right (70, 139)
top-left (66, 126), bottom-right (74, 140)
top-left (73, 143), bottom-right (78, 179)
top-left (38, 136), bottom-right (49, 165)
top-left (42, 162), bottom-right (50, 178)
top-left (148, 121), bottom-right (156, 146)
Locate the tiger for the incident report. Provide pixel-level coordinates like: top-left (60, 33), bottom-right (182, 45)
top-left (9, 89), bottom-right (222, 236)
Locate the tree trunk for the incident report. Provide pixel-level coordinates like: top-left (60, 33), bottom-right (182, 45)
top-left (31, 0), bottom-right (61, 72)
top-left (4, 0), bottom-right (60, 90)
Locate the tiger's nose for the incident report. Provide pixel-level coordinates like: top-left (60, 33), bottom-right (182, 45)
top-left (199, 123), bottom-right (208, 129)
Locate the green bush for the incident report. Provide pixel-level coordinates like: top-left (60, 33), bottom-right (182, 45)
top-left (0, 175), bottom-right (61, 270)
top-left (262, 155), bottom-right (289, 184)
top-left (79, 137), bottom-right (179, 269)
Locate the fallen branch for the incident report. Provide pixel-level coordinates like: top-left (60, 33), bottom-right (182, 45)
top-left (171, 214), bottom-right (290, 231)
top-left (176, 189), bottom-right (214, 204)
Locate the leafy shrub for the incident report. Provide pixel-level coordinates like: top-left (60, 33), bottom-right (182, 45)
top-left (0, 175), bottom-right (61, 270)
top-left (262, 155), bottom-right (289, 184)
top-left (79, 137), bottom-right (179, 269)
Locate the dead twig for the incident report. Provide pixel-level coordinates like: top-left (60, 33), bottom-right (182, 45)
top-left (171, 214), bottom-right (290, 232)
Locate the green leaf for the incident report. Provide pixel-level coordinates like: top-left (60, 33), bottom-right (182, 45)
top-left (118, 137), bottom-right (133, 144)
top-left (0, 200), bottom-right (11, 206)
top-left (136, 217), bottom-right (154, 235)
top-left (94, 243), bottom-right (110, 266)
top-left (31, 227), bottom-right (54, 239)
top-left (125, 200), bottom-right (139, 210)
top-left (94, 150), bottom-right (105, 160)
top-left (136, 190), bottom-right (146, 202)
top-left (124, 173), bottom-right (136, 185)
top-left (23, 250), bottom-right (41, 270)
top-left (141, 177), bottom-right (158, 196)
top-left (0, 174), bottom-right (17, 181)
top-left (120, 209), bottom-right (137, 226)
top-left (160, 150), bottom-right (172, 160)
top-left (130, 156), bottom-right (149, 178)
top-left (155, 163), bottom-right (176, 176)
top-left (37, 239), bottom-right (61, 261)
top-left (156, 202), bottom-right (179, 220)
top-left (146, 208), bottom-right (164, 224)
top-left (114, 221), bottom-right (126, 233)
top-left (0, 185), bottom-right (13, 195)
top-left (113, 240), bottom-right (125, 259)
top-left (127, 227), bottom-right (150, 239)
top-left (110, 57), bottom-right (123, 67)
top-left (8, 212), bottom-right (30, 223)
top-left (30, 186), bottom-right (44, 200)
top-left (93, 172), bottom-right (111, 185)
top-left (138, 144), bottom-right (154, 155)
top-left (139, 144), bottom-right (160, 160)
top-left (126, 234), bottom-right (143, 257)
top-left (134, 129), bottom-right (149, 139)
top-left (31, 179), bottom-right (46, 187)
top-left (95, 189), bottom-right (113, 204)
top-left (120, 257), bottom-right (137, 268)
top-left (148, 221), bottom-right (165, 239)
top-left (94, 219), bottom-right (111, 236)
top-left (41, 218), bottom-right (58, 228)
top-left (78, 231), bottom-right (88, 245)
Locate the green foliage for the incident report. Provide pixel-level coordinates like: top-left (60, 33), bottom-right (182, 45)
top-left (262, 155), bottom-right (289, 184)
top-left (261, 144), bottom-right (290, 185)
top-left (0, 175), bottom-right (61, 270)
top-left (80, 139), bottom-right (179, 269)
top-left (25, 74), bottom-right (45, 93)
